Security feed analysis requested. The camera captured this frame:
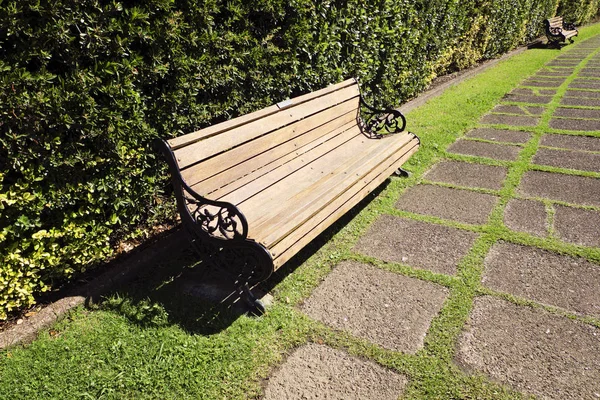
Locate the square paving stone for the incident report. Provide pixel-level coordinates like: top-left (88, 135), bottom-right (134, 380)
top-left (554, 107), bottom-right (600, 119)
top-left (490, 105), bottom-right (545, 115)
top-left (503, 199), bottom-right (547, 237)
top-left (565, 89), bottom-right (600, 98)
top-left (263, 343), bottom-right (408, 400)
top-left (533, 147), bottom-right (600, 172)
top-left (554, 205), bottom-right (600, 247)
top-left (465, 128), bottom-right (532, 144)
top-left (354, 215), bottom-right (479, 275)
top-left (447, 139), bottom-right (521, 161)
top-left (456, 296), bottom-right (600, 400)
top-left (502, 93), bottom-right (553, 104)
top-left (550, 118), bottom-right (600, 131)
top-left (519, 171), bottom-right (600, 206)
top-left (396, 185), bottom-right (499, 225)
top-left (541, 133), bottom-right (600, 152)
top-left (483, 242), bottom-right (600, 317)
top-left (424, 160), bottom-right (507, 189)
top-left (560, 96), bottom-right (600, 107)
top-left (480, 114), bottom-right (539, 127)
top-left (301, 261), bottom-right (448, 353)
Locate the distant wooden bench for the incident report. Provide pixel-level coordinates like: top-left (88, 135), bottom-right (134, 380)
top-left (544, 16), bottom-right (578, 47)
top-left (157, 78), bottom-right (419, 313)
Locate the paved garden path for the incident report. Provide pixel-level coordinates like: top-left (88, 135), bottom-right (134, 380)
top-left (263, 36), bottom-right (600, 399)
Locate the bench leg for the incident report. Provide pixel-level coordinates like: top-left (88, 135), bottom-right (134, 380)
top-left (394, 167), bottom-right (411, 178)
top-left (238, 282), bottom-right (266, 316)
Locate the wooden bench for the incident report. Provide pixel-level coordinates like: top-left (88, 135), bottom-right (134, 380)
top-left (544, 16), bottom-right (578, 47)
top-left (157, 78), bottom-right (419, 313)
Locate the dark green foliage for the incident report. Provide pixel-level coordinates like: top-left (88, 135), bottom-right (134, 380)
top-left (558, 0), bottom-right (600, 24)
top-left (0, 0), bottom-right (596, 318)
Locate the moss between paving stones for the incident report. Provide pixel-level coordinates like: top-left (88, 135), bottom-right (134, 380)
top-left (3, 24), bottom-right (600, 400)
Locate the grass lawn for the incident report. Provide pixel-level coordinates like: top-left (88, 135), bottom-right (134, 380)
top-left (2, 23), bottom-right (600, 399)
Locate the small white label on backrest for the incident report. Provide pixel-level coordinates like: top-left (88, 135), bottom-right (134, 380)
top-left (277, 99), bottom-right (293, 109)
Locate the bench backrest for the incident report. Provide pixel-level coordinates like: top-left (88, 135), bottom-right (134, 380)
top-left (546, 16), bottom-right (564, 28)
top-left (166, 78), bottom-right (362, 196)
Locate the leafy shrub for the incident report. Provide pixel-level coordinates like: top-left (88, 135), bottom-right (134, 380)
top-left (1, 0), bottom-right (597, 319)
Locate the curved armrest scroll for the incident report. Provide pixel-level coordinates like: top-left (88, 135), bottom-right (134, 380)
top-left (359, 96), bottom-right (407, 138)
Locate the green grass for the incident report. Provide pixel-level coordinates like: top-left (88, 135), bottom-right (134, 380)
top-left (3, 24), bottom-right (600, 400)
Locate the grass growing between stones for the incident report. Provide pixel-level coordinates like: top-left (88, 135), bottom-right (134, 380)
top-left (2, 24), bottom-right (600, 400)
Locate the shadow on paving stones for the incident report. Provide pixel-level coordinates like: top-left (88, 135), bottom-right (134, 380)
top-left (101, 179), bottom-right (390, 336)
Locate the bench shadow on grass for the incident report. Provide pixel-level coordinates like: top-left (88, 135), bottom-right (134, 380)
top-left (101, 180), bottom-right (389, 336)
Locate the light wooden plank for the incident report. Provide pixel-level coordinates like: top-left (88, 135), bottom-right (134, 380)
top-left (217, 124), bottom-right (363, 205)
top-left (248, 133), bottom-right (417, 245)
top-left (271, 141), bottom-right (419, 268)
top-left (180, 98), bottom-right (359, 188)
top-left (168, 78), bottom-right (357, 150)
top-left (173, 85), bottom-right (360, 169)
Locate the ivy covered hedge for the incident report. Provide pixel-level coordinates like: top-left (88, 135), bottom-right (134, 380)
top-left (1, 0), bottom-right (598, 319)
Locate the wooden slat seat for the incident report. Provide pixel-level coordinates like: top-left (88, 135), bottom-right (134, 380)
top-left (545, 16), bottom-right (578, 46)
top-left (157, 78), bottom-right (419, 313)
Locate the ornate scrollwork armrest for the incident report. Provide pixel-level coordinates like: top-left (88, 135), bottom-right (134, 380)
top-left (549, 26), bottom-right (563, 35)
top-left (358, 96), bottom-right (407, 138)
top-left (563, 21), bottom-right (576, 31)
top-left (182, 185), bottom-right (249, 241)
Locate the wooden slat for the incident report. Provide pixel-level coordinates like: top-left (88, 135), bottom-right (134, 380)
top-left (194, 119), bottom-right (357, 199)
top-left (217, 124), bottom-right (363, 205)
top-left (248, 133), bottom-right (416, 246)
top-left (271, 140), bottom-right (419, 268)
top-left (168, 78), bottom-right (358, 150)
top-left (181, 98), bottom-right (359, 189)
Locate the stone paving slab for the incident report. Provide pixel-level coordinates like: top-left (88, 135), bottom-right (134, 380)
top-left (396, 185), bottom-right (498, 224)
top-left (541, 133), bottom-right (600, 152)
top-left (482, 242), bottom-right (600, 317)
top-left (456, 296), bottom-right (600, 400)
top-left (480, 114), bottom-right (539, 126)
top-left (521, 79), bottom-right (563, 88)
top-left (550, 118), bottom-right (600, 131)
top-left (509, 88), bottom-right (557, 96)
top-left (502, 93), bottom-right (553, 104)
top-left (565, 89), bottom-right (600, 98)
top-left (263, 343), bottom-right (408, 400)
top-left (554, 107), bottom-right (600, 119)
top-left (535, 70), bottom-right (571, 77)
top-left (354, 215), bottom-right (479, 275)
top-left (447, 139), bottom-right (521, 161)
top-left (519, 171), bottom-right (600, 206)
top-left (554, 205), bottom-right (600, 247)
top-left (533, 147), bottom-right (600, 172)
top-left (424, 160), bottom-right (508, 189)
top-left (490, 105), bottom-right (545, 115)
top-left (465, 128), bottom-right (532, 144)
top-left (561, 96), bottom-right (600, 107)
top-left (503, 199), bottom-right (547, 237)
top-left (580, 70), bottom-right (600, 77)
top-left (570, 81), bottom-right (600, 90)
top-left (301, 261), bottom-right (448, 353)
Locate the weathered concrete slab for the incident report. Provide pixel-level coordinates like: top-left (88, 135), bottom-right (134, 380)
top-left (424, 160), bottom-right (507, 189)
top-left (503, 199), bottom-right (547, 237)
top-left (480, 114), bottom-right (539, 126)
top-left (570, 81), bottom-right (600, 90)
top-left (465, 128), bottom-right (532, 144)
top-left (541, 133), bottom-right (600, 152)
top-left (456, 296), bottom-right (600, 400)
top-left (554, 107), bottom-right (600, 119)
top-left (550, 118), bottom-right (600, 131)
top-left (554, 205), bottom-right (600, 247)
top-left (302, 261), bottom-right (448, 353)
top-left (522, 79), bottom-right (563, 88)
top-left (509, 88), bottom-right (557, 96)
top-left (561, 96), bottom-right (600, 107)
top-left (483, 242), bottom-right (600, 317)
top-left (396, 185), bottom-right (498, 225)
top-left (490, 105), bottom-right (545, 115)
top-left (565, 89), bottom-right (600, 98)
top-left (263, 343), bottom-right (408, 400)
top-left (533, 147), bottom-right (600, 172)
top-left (354, 215), bottom-right (479, 275)
top-left (534, 70), bottom-right (571, 77)
top-left (519, 171), bottom-right (600, 206)
top-left (447, 139), bottom-right (521, 161)
top-left (502, 94), bottom-right (553, 104)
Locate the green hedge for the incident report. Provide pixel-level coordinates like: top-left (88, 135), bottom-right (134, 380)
top-left (1, 0), bottom-right (597, 319)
